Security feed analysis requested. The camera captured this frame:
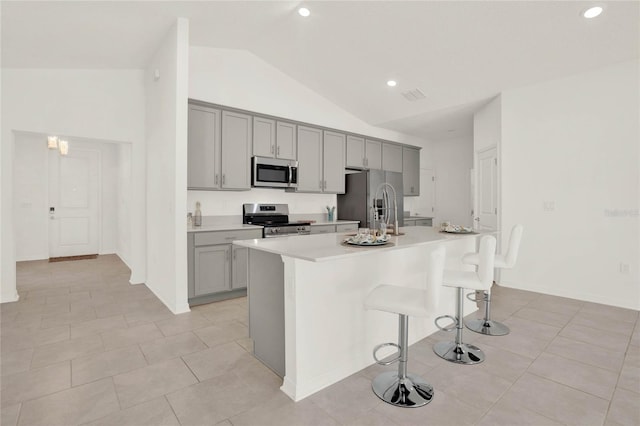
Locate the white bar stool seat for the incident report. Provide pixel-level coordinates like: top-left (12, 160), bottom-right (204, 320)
top-left (463, 224), bottom-right (523, 336)
top-left (364, 246), bottom-right (446, 408)
top-left (433, 235), bottom-right (496, 365)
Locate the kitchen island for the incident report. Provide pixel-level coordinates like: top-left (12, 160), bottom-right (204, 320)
top-left (234, 227), bottom-right (489, 401)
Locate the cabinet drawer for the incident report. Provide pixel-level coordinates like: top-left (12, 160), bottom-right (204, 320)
top-left (336, 223), bottom-right (358, 233)
top-left (415, 219), bottom-right (432, 227)
top-left (194, 229), bottom-right (262, 246)
top-left (310, 225), bottom-right (336, 234)
top-left (404, 219), bottom-right (416, 227)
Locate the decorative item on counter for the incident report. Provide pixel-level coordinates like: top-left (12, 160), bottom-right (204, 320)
top-left (187, 212), bottom-right (193, 227)
top-left (194, 202), bottom-right (202, 227)
top-left (440, 222), bottom-right (474, 234)
top-left (326, 206), bottom-right (335, 222)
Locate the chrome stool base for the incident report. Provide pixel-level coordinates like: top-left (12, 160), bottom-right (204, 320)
top-left (433, 341), bottom-right (485, 365)
top-left (465, 318), bottom-right (510, 336)
top-left (372, 371), bottom-right (434, 407)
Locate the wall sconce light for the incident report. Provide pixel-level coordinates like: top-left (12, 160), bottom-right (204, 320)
top-left (47, 136), bottom-right (69, 156)
top-left (47, 136), bottom-right (59, 149)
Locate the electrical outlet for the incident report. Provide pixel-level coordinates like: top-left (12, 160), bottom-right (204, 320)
top-left (619, 263), bottom-right (629, 274)
top-left (543, 201), bottom-right (555, 211)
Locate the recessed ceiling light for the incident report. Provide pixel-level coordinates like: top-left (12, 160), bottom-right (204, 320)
top-left (298, 7), bottom-right (310, 17)
top-left (387, 80), bottom-right (397, 87)
top-left (582, 6), bottom-right (603, 18)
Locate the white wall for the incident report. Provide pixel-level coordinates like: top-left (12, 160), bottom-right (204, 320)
top-left (117, 144), bottom-right (133, 267)
top-left (499, 60), bottom-right (639, 310)
top-left (188, 46), bottom-right (430, 215)
top-left (13, 134), bottom-right (122, 261)
top-left (145, 18), bottom-right (190, 314)
top-left (431, 136), bottom-right (474, 227)
top-left (1, 69), bottom-right (147, 302)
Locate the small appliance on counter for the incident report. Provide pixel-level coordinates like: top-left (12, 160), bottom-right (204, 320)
top-left (243, 203), bottom-right (311, 238)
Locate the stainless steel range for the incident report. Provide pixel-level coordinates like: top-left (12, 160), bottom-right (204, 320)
top-left (242, 204), bottom-right (311, 238)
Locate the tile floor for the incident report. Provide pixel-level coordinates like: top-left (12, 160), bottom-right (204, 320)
top-left (1, 255), bottom-right (639, 426)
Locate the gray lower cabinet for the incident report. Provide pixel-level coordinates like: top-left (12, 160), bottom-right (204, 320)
top-left (336, 223), bottom-right (358, 233)
top-left (404, 218), bottom-right (433, 227)
top-left (188, 228), bottom-right (262, 305)
top-left (310, 223), bottom-right (359, 234)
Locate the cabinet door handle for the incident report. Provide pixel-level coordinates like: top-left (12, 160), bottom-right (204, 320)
top-left (226, 250), bottom-right (229, 261)
top-left (222, 174), bottom-right (226, 185)
top-left (215, 174), bottom-right (219, 185)
top-left (233, 249), bottom-right (236, 260)
top-left (225, 236), bottom-right (238, 240)
top-left (319, 180), bottom-right (323, 189)
top-left (271, 145), bottom-right (274, 154)
top-left (277, 146), bottom-right (280, 156)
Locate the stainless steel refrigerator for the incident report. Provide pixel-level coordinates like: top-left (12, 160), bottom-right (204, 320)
top-left (337, 170), bottom-right (404, 228)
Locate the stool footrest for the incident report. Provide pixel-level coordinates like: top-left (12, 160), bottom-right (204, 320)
top-left (466, 291), bottom-right (488, 303)
top-left (373, 342), bottom-right (401, 365)
top-left (434, 315), bottom-right (457, 332)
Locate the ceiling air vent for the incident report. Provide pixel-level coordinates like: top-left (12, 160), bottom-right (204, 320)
top-left (401, 88), bottom-right (426, 101)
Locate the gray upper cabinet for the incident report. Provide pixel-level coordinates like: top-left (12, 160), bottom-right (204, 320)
top-left (403, 146), bottom-right (420, 196)
top-left (365, 139), bottom-right (382, 170)
top-left (297, 126), bottom-right (323, 192)
top-left (323, 131), bottom-right (346, 193)
top-left (188, 104), bottom-right (221, 190)
top-left (382, 143), bottom-right (403, 173)
top-left (253, 118), bottom-right (297, 161)
top-left (346, 135), bottom-right (365, 168)
top-left (252, 117), bottom-right (276, 158)
top-left (276, 121), bottom-right (297, 160)
top-left (346, 136), bottom-right (382, 170)
top-left (221, 111), bottom-right (252, 190)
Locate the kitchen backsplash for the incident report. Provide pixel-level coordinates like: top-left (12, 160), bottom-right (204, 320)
top-left (187, 188), bottom-right (337, 216)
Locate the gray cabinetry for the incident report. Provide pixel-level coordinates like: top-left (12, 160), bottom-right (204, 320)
top-left (310, 225), bottom-right (336, 234)
top-left (323, 131), bottom-right (346, 193)
top-left (404, 218), bottom-right (433, 227)
top-left (345, 136), bottom-right (381, 170)
top-left (336, 223), bottom-right (358, 233)
top-left (188, 228), bottom-right (262, 305)
top-left (221, 111), bottom-right (252, 190)
top-left (296, 127), bottom-right (345, 193)
top-left (382, 143), bottom-right (403, 173)
top-left (253, 118), bottom-right (297, 161)
top-left (194, 245), bottom-right (230, 296)
top-left (403, 146), bottom-right (420, 196)
top-left (188, 104), bottom-right (221, 189)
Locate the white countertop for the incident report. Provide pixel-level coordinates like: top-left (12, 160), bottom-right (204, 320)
top-left (404, 216), bottom-right (434, 220)
top-left (234, 226), bottom-right (488, 262)
top-left (187, 214), bottom-right (357, 233)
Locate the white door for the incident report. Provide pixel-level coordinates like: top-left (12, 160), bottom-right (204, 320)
top-left (476, 147), bottom-right (498, 231)
top-left (49, 148), bottom-right (100, 257)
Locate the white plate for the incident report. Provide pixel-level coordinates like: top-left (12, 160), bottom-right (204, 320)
top-left (344, 237), bottom-right (390, 246)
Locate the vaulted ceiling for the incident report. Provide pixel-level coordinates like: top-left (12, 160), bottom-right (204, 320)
top-left (3, 1), bottom-right (638, 140)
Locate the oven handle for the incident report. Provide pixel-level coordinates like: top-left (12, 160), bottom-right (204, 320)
top-left (288, 165), bottom-right (292, 186)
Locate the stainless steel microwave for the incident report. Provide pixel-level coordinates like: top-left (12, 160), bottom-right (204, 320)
top-left (252, 156), bottom-right (298, 188)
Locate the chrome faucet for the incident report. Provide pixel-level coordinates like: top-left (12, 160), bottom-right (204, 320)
top-left (372, 183), bottom-right (399, 235)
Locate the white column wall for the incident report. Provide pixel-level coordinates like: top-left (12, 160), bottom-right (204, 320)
top-left (144, 18), bottom-right (190, 314)
top-left (499, 60), bottom-right (639, 309)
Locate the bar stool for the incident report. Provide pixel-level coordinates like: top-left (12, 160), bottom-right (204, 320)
top-left (364, 246), bottom-right (446, 407)
top-left (464, 225), bottom-right (523, 336)
top-left (433, 235), bottom-right (496, 365)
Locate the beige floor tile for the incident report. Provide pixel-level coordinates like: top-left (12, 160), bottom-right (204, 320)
top-left (580, 302), bottom-right (639, 324)
top-left (139, 331), bottom-right (207, 364)
top-left (424, 360), bottom-right (513, 411)
top-left (1, 324), bottom-right (70, 353)
top-left (154, 311), bottom-right (211, 336)
top-left (0, 403), bottom-right (21, 426)
top-left (70, 315), bottom-right (128, 339)
top-left (342, 409), bottom-right (399, 426)
top-left (374, 388), bottom-right (484, 426)
top-left (477, 397), bottom-right (564, 426)
top-left (560, 322), bottom-right (631, 352)
top-left (193, 320), bottom-right (248, 348)
top-left (181, 341), bottom-right (250, 381)
top-left (124, 306), bottom-right (175, 327)
top-left (25, 287), bottom-right (69, 299)
top-left (41, 308), bottom-right (97, 328)
top-left (1, 348), bottom-right (34, 377)
top-left (101, 322), bottom-right (164, 351)
top-left (46, 291), bottom-right (91, 305)
top-left (530, 294), bottom-right (585, 312)
top-left (30, 334), bottom-right (104, 369)
top-left (113, 357), bottom-right (197, 408)
top-left (84, 396), bottom-right (180, 426)
top-left (528, 352), bottom-right (619, 400)
top-left (309, 373), bottom-right (383, 424)
top-left (605, 388), bottom-right (640, 426)
top-left (197, 303), bottom-right (247, 323)
top-left (236, 336), bottom-right (253, 353)
top-left (570, 310), bottom-right (636, 337)
top-left (406, 338), bottom-right (453, 371)
top-left (72, 345), bottom-right (148, 386)
top-left (617, 345), bottom-right (640, 394)
top-left (546, 335), bottom-right (626, 372)
top-left (471, 343), bottom-right (533, 382)
top-left (501, 373), bottom-right (609, 425)
top-left (18, 378), bottom-right (120, 426)
top-left (475, 328), bottom-right (550, 360)
top-left (227, 390), bottom-right (339, 426)
top-left (512, 306), bottom-right (575, 328)
top-left (1, 361), bottom-right (71, 406)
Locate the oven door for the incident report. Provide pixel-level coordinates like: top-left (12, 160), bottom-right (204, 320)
top-left (252, 157), bottom-right (298, 188)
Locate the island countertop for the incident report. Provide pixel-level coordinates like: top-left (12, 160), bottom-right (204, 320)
top-left (233, 226), bottom-right (487, 262)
